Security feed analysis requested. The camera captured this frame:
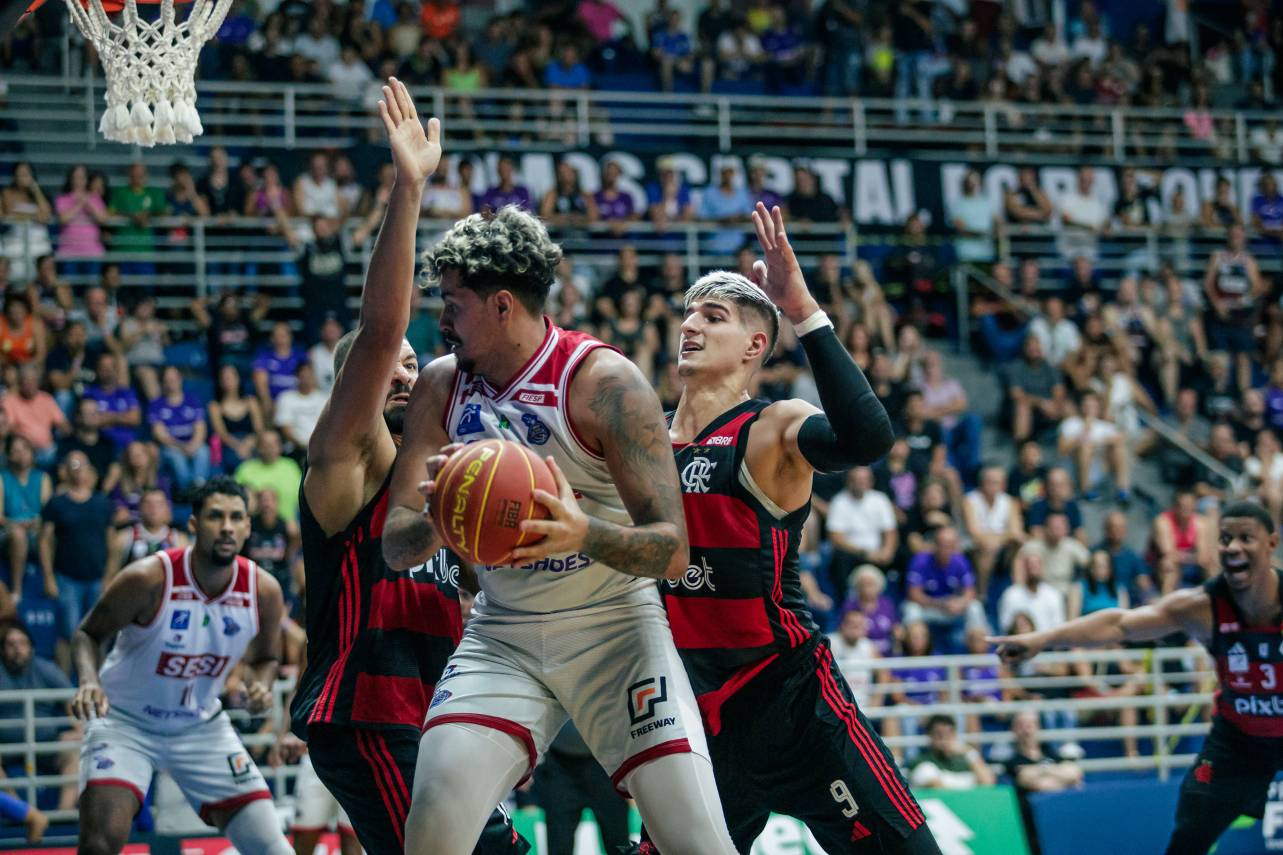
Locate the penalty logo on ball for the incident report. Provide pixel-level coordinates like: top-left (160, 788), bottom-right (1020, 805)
top-left (627, 676), bottom-right (668, 725)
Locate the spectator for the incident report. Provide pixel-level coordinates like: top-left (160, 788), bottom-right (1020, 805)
top-left (1005, 711), bottom-right (1084, 793)
top-left (901, 479), bottom-right (955, 557)
top-left (902, 526), bottom-right (988, 646)
top-left (190, 291), bottom-right (268, 379)
top-left (1027, 296), bottom-right (1081, 369)
top-left (1056, 392), bottom-right (1131, 501)
top-left (716, 17), bottom-right (765, 81)
top-left (646, 157), bottom-right (695, 237)
top-left (1, 435), bottom-right (50, 599)
top-left (651, 8), bottom-right (696, 92)
top-left (949, 169), bottom-right (999, 262)
top-left (1025, 468), bottom-right (1085, 539)
top-left (197, 146), bottom-right (238, 218)
top-left (963, 466), bottom-right (1024, 596)
top-left (1202, 224), bottom-right (1263, 392)
top-left (909, 714), bottom-right (997, 790)
top-left (68, 284), bottom-right (119, 353)
top-left (275, 362), bottom-right (327, 454)
top-left (1017, 512), bottom-right (1090, 598)
top-left (1196, 423), bottom-right (1245, 511)
top-left (478, 156), bottom-right (532, 213)
top-left (328, 44), bottom-right (375, 104)
top-left (1030, 22), bottom-right (1071, 69)
top-left (1251, 117), bottom-right (1283, 165)
top-left (293, 16), bottom-right (341, 70)
top-left (759, 5), bottom-right (806, 90)
top-left (309, 315), bottom-right (343, 392)
top-left (545, 41), bottom-right (591, 90)
top-left (577, 0), bottom-right (625, 45)
top-left (0, 621), bottom-right (77, 813)
top-left (1056, 167), bottom-right (1108, 262)
top-left (595, 160), bottom-right (640, 233)
top-left (1068, 550), bottom-right (1129, 619)
top-left (116, 296), bottom-right (168, 403)
top-left (1004, 167), bottom-right (1053, 225)
top-left (825, 466), bottom-right (898, 592)
top-left (54, 164), bottom-right (108, 278)
top-left (884, 621), bottom-right (946, 752)
top-left (698, 163), bottom-right (754, 254)
top-left (109, 440), bottom-right (169, 527)
top-left (1096, 510), bottom-right (1153, 604)
top-left (1201, 176), bottom-right (1243, 230)
top-left (897, 390), bottom-right (960, 498)
top-left (235, 430), bottom-right (302, 520)
top-left (108, 162), bottom-right (163, 277)
top-left (1250, 171), bottom-right (1283, 244)
top-left (1002, 334), bottom-right (1066, 443)
top-left (787, 165), bottom-right (843, 224)
top-left (1007, 438), bottom-right (1048, 509)
top-left (1112, 167), bottom-right (1158, 231)
top-left (0, 162), bottom-right (53, 281)
top-left (208, 363), bottom-right (264, 475)
top-left (149, 365), bottom-right (211, 491)
top-left (2, 364), bottom-right (69, 467)
top-left (998, 550), bottom-right (1067, 634)
top-left (163, 162), bottom-right (210, 249)
top-left (293, 151), bottom-right (344, 220)
top-left (39, 451), bottom-right (114, 631)
top-left (58, 398), bottom-right (119, 492)
top-left (252, 321), bottom-right (307, 417)
top-left (840, 564), bottom-right (900, 657)
top-left (540, 160), bottom-right (597, 226)
top-left (244, 487), bottom-right (299, 609)
top-left (83, 352), bottom-right (141, 451)
top-left (828, 605), bottom-right (880, 709)
top-left (1150, 487), bottom-right (1214, 593)
top-left (276, 213), bottom-right (354, 341)
top-left (114, 487), bottom-right (185, 566)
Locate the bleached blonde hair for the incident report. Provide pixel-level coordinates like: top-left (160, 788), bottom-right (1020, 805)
top-left (683, 270), bottom-right (780, 358)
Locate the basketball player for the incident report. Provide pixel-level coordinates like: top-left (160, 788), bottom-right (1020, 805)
top-left (287, 79), bottom-right (523, 854)
top-left (991, 501), bottom-right (1283, 855)
top-left (383, 206), bottom-right (739, 855)
top-left (649, 203), bottom-right (940, 854)
top-left (70, 477), bottom-right (291, 855)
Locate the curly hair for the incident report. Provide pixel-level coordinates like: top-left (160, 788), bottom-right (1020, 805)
top-left (420, 206), bottom-right (563, 314)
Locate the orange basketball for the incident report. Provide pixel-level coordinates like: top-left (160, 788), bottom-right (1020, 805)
top-left (431, 439), bottom-right (556, 566)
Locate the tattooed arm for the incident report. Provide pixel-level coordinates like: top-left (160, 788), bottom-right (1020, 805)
top-left (511, 348), bottom-right (688, 581)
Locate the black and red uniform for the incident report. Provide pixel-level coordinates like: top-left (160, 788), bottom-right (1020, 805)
top-left (661, 400), bottom-right (938, 854)
top-left (1167, 571), bottom-right (1283, 855)
top-left (292, 472), bottom-right (526, 854)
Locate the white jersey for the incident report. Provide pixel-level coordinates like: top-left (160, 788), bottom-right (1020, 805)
top-left (442, 320), bottom-right (658, 614)
top-left (99, 547), bottom-right (260, 734)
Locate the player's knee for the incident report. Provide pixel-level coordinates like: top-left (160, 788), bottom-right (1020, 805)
top-left (78, 829), bottom-right (127, 855)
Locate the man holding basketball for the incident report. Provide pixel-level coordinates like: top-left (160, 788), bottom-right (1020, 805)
top-left (991, 501), bottom-right (1283, 855)
top-left (649, 203), bottom-right (941, 854)
top-left (287, 80), bottom-right (523, 854)
top-left (383, 206), bottom-right (739, 855)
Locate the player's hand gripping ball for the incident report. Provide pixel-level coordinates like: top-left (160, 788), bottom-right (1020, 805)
top-left (431, 439), bottom-right (557, 565)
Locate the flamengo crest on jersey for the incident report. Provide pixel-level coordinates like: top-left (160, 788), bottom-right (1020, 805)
top-left (442, 319), bottom-right (657, 614)
top-left (98, 547), bottom-right (260, 734)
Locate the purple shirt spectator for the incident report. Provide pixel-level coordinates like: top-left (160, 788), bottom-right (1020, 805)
top-left (962, 663), bottom-right (1003, 701)
top-left (1253, 191), bottom-right (1283, 231)
top-left (1266, 385), bottom-right (1283, 432)
top-left (753, 187), bottom-right (784, 210)
top-left (653, 29), bottom-right (692, 60)
top-left (892, 664), bottom-right (947, 704)
top-left (841, 595), bottom-right (899, 657)
top-left (148, 394), bottom-right (206, 443)
top-left (253, 347), bottom-right (306, 401)
top-left (479, 186), bottom-right (532, 213)
top-left (595, 191), bottom-right (635, 221)
top-left (84, 384), bottom-right (140, 449)
top-left (907, 551), bottom-right (976, 598)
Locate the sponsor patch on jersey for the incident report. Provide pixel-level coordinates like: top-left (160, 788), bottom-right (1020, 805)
top-left (522, 413), bottom-right (550, 445)
top-left (458, 403), bottom-right (484, 435)
top-left (164, 633), bottom-right (185, 649)
top-left (227, 752), bottom-right (252, 779)
top-left (704, 435), bottom-right (734, 446)
top-left (95, 756), bottom-right (115, 770)
top-left (627, 676), bottom-right (668, 725)
top-left (439, 664), bottom-right (459, 682)
top-left (222, 616), bottom-right (241, 637)
top-left (1229, 642), bottom-right (1249, 673)
top-left (516, 390), bottom-right (557, 406)
top-left (430, 688), bottom-right (452, 709)
top-left (156, 652), bottom-right (231, 679)
top-left (170, 610), bottom-right (191, 630)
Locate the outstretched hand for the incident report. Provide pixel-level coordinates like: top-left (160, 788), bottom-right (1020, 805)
top-left (749, 201), bottom-right (819, 324)
top-left (986, 632), bottom-right (1044, 666)
top-left (378, 77), bottom-right (442, 187)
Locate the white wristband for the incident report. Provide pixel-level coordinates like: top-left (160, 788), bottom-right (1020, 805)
top-left (793, 310), bottom-right (833, 336)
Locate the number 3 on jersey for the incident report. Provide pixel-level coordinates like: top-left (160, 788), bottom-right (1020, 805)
top-left (830, 779), bottom-right (860, 818)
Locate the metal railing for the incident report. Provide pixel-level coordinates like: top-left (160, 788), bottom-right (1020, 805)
top-left (0, 645), bottom-right (1215, 827)
top-left (2, 74), bottom-right (1282, 163)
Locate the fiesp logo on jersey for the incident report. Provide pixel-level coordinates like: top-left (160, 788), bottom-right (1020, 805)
top-left (450, 446), bottom-right (496, 547)
top-left (156, 652), bottom-right (231, 679)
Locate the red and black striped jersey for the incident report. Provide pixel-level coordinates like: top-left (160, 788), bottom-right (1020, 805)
top-left (1204, 569), bottom-right (1283, 738)
top-left (663, 399), bottom-right (817, 735)
top-left (291, 471), bottom-right (463, 737)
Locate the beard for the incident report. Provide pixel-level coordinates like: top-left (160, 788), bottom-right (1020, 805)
top-left (209, 542), bottom-right (240, 566)
top-left (384, 403), bottom-right (406, 436)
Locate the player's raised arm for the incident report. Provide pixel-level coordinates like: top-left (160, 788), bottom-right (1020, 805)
top-left (69, 557), bottom-right (165, 720)
top-left (514, 350), bottom-right (688, 581)
top-left (750, 203), bottom-right (894, 473)
top-left (989, 585), bottom-right (1212, 665)
top-left (306, 80), bottom-right (440, 485)
top-left (383, 357), bottom-right (456, 570)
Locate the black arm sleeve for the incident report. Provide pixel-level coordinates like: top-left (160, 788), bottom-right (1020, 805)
top-left (795, 324), bottom-right (894, 472)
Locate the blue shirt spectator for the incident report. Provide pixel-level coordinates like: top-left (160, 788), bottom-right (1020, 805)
top-left (479, 157), bottom-right (533, 213)
top-left (906, 548), bottom-right (975, 599)
top-left (545, 44), bottom-right (592, 89)
top-left (699, 165), bottom-right (754, 254)
top-left (253, 322), bottom-right (307, 404)
top-left (148, 385), bottom-right (206, 443)
top-left (83, 353), bottom-right (141, 450)
top-left (0, 622), bottom-right (71, 744)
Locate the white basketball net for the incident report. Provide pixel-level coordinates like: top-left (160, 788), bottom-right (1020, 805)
top-left (64, 0), bottom-right (233, 146)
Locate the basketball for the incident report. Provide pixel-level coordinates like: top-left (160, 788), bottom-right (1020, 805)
top-left (431, 439), bottom-right (556, 566)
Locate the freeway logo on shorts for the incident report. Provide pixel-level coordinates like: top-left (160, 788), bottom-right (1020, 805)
top-left (627, 677), bottom-right (667, 725)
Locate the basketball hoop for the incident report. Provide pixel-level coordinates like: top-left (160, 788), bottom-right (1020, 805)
top-left (29, 0), bottom-right (231, 146)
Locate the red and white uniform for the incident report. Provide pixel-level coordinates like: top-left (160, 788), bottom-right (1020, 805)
top-left (429, 319), bottom-right (707, 792)
top-left (80, 547), bottom-right (273, 822)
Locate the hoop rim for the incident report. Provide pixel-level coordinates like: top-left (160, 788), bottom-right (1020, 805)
top-left (24, 0), bottom-right (193, 16)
